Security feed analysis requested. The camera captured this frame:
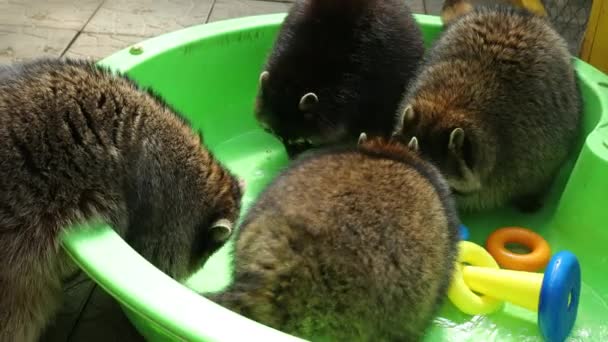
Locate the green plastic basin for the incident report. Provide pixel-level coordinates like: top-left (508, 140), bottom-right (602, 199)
top-left (61, 13), bottom-right (608, 342)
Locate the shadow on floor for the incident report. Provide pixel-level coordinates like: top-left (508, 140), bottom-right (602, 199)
top-left (42, 271), bottom-right (145, 342)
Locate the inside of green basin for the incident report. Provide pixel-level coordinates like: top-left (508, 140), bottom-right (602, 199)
top-left (61, 13), bottom-right (608, 342)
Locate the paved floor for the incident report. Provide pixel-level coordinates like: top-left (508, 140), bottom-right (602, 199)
top-left (0, 0), bottom-right (442, 64)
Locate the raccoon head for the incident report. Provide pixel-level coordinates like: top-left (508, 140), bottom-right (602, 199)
top-left (254, 70), bottom-right (348, 149)
top-left (125, 140), bottom-right (243, 281)
top-left (185, 168), bottom-right (242, 277)
top-left (393, 104), bottom-right (491, 196)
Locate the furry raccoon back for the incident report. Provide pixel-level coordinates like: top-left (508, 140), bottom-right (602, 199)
top-left (0, 58), bottom-right (241, 341)
top-left (208, 137), bottom-right (459, 341)
top-left (394, 5), bottom-right (582, 212)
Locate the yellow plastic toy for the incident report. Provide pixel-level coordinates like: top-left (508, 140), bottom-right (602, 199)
top-left (448, 240), bottom-right (581, 342)
top-left (447, 241), bottom-right (504, 315)
top-left (464, 264), bottom-right (542, 311)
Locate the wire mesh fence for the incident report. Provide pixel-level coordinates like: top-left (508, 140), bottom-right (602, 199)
top-left (541, 0), bottom-right (594, 55)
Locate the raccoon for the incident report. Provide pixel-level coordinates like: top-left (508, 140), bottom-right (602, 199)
top-left (393, 5), bottom-right (582, 212)
top-left (440, 0), bottom-right (547, 24)
top-left (0, 58), bottom-right (242, 341)
top-left (207, 134), bottom-right (459, 341)
top-left (255, 0), bottom-right (425, 157)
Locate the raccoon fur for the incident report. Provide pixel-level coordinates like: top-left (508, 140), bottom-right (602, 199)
top-left (0, 58), bottom-right (242, 341)
top-left (393, 5), bottom-right (582, 212)
top-left (207, 134), bottom-right (459, 341)
top-left (255, 0), bottom-right (425, 157)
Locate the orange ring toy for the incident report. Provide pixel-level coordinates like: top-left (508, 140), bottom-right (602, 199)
top-left (486, 227), bottom-right (551, 272)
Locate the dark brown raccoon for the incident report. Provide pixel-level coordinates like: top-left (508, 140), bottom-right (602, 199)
top-left (393, 5), bottom-right (582, 212)
top-left (255, 0), bottom-right (425, 157)
top-left (0, 58), bottom-right (242, 342)
top-left (207, 135), bottom-right (459, 341)
top-left (441, 0), bottom-right (547, 24)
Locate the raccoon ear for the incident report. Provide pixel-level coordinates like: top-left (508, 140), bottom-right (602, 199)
top-left (358, 132), bottom-right (368, 145)
top-left (395, 105), bottom-right (416, 134)
top-left (299, 92), bottom-right (319, 112)
top-left (403, 105), bottom-right (416, 123)
top-left (259, 71), bottom-right (269, 89)
top-left (210, 218), bottom-right (233, 242)
top-left (407, 136), bottom-right (419, 153)
top-left (448, 128), bottom-right (465, 152)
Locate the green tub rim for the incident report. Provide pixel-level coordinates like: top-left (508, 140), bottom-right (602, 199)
top-left (60, 12), bottom-right (608, 342)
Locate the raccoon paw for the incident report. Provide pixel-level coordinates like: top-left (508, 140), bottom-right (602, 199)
top-left (512, 194), bottom-right (544, 213)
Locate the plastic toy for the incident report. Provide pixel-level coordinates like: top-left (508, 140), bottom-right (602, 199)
top-left (459, 224), bottom-right (470, 241)
top-left (447, 241), bottom-right (504, 315)
top-left (449, 241), bottom-right (581, 342)
top-left (486, 226), bottom-right (551, 272)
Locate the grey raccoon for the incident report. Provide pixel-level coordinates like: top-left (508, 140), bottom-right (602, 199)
top-left (0, 58), bottom-right (242, 341)
top-left (207, 135), bottom-right (459, 341)
top-left (393, 5), bottom-right (582, 212)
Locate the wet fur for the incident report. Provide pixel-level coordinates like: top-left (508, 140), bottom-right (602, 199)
top-left (255, 0), bottom-right (425, 157)
top-left (394, 6), bottom-right (582, 212)
top-left (0, 58), bottom-right (242, 341)
top-left (207, 137), bottom-right (459, 341)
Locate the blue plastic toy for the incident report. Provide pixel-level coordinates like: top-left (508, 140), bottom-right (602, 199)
top-left (459, 224), bottom-right (470, 241)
